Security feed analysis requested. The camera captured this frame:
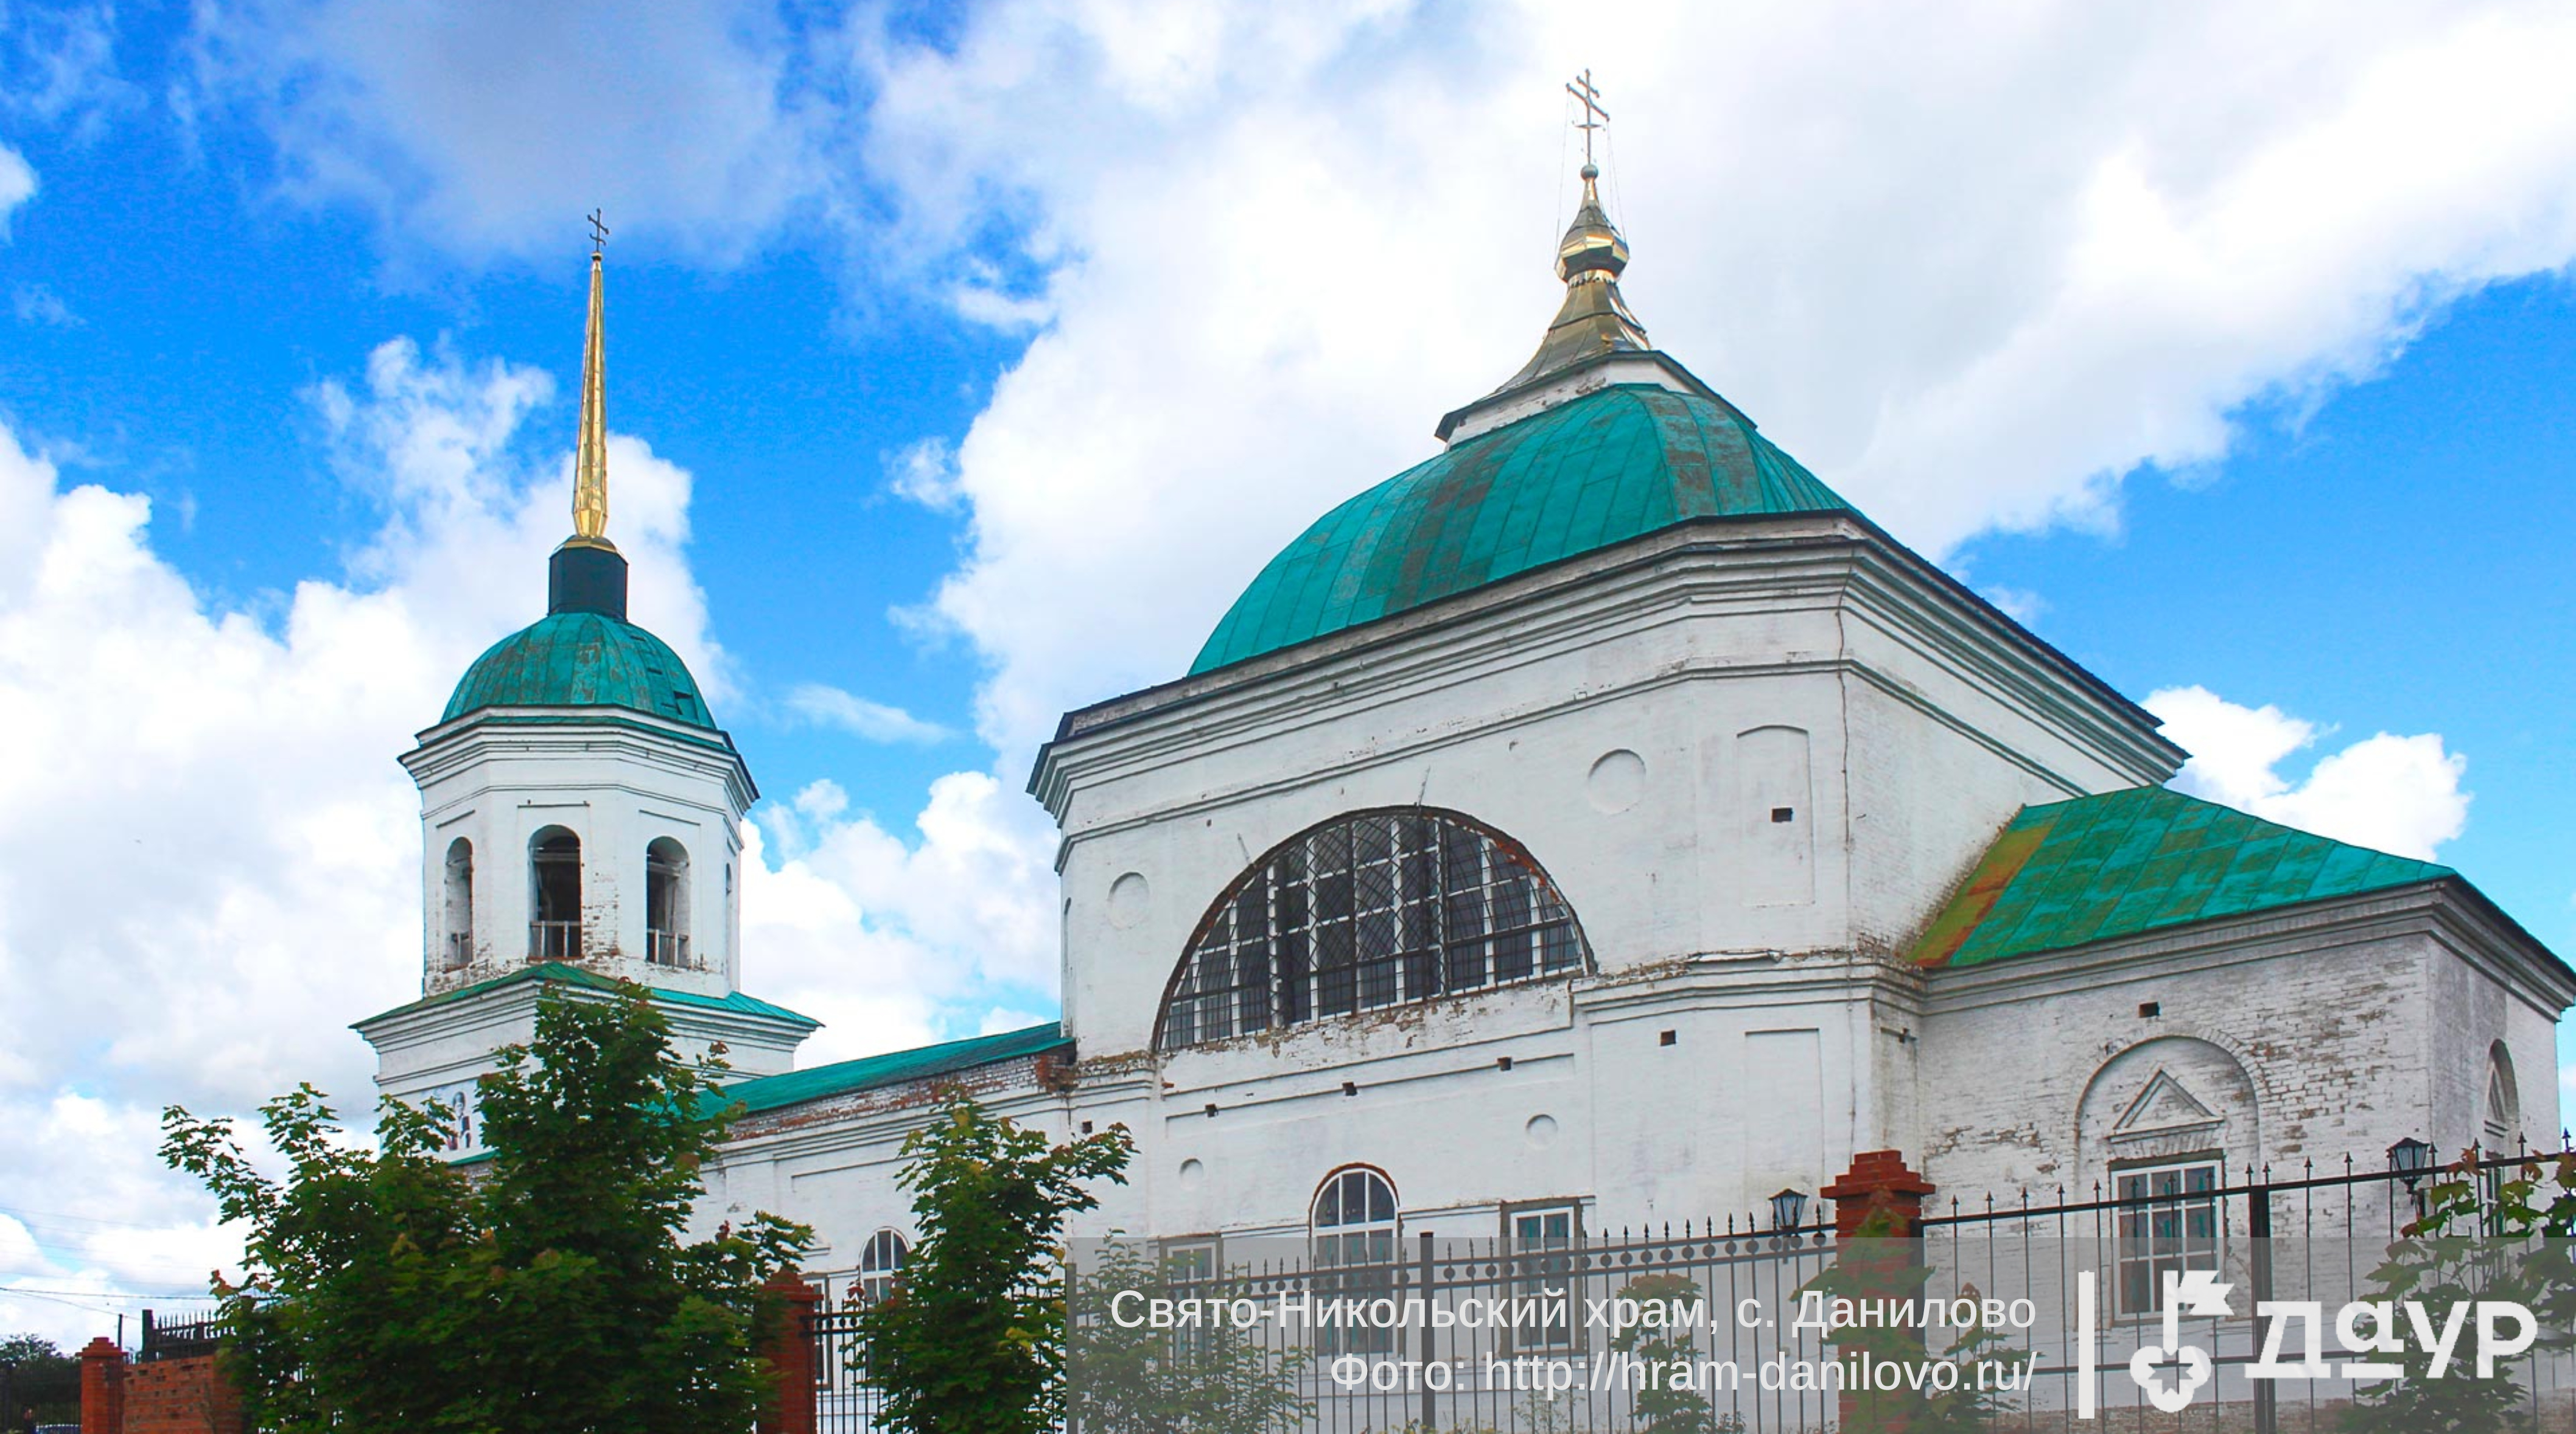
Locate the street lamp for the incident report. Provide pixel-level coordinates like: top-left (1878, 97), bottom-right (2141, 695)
top-left (1769, 1187), bottom-right (1810, 1231)
top-left (2386, 1136), bottom-right (2435, 1191)
top-left (2388, 1136), bottom-right (2437, 1220)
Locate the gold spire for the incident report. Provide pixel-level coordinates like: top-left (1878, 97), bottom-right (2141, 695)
top-left (1491, 78), bottom-right (1650, 394)
top-left (568, 211), bottom-right (614, 550)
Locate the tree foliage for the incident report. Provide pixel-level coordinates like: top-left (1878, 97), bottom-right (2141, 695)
top-left (2342, 1145), bottom-right (2576, 1434)
top-left (159, 983), bottom-right (809, 1434)
top-left (855, 1089), bottom-right (1133, 1434)
top-left (1, 1333), bottom-right (80, 1425)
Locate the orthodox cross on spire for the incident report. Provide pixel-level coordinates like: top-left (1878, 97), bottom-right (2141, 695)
top-left (1565, 69), bottom-right (1609, 170)
top-left (570, 212), bottom-right (612, 547)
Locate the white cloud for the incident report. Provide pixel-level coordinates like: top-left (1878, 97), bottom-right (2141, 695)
top-left (979, 1007), bottom-right (1054, 1036)
top-left (885, 437), bottom-right (964, 513)
top-left (12, 282), bottom-right (76, 325)
top-left (3, 2), bottom-right (132, 130)
top-left (746, 774), bottom-right (1060, 1067)
top-left (171, 1), bottom-right (2576, 758)
top-left (0, 338), bottom-right (1034, 1343)
top-left (2146, 685), bottom-right (2470, 861)
top-left (835, 0), bottom-right (2576, 757)
top-left (183, 0), bottom-right (830, 262)
top-left (784, 682), bottom-right (951, 745)
top-left (0, 141), bottom-right (32, 236)
top-left (1979, 587), bottom-right (2048, 626)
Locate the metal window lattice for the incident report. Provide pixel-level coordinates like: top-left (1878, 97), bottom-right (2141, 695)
top-left (1163, 811), bottom-right (1582, 1049)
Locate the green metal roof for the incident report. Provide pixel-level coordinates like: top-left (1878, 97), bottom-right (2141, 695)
top-left (355, 961), bottom-right (819, 1030)
top-left (1191, 383), bottom-right (1853, 673)
top-left (712, 1023), bottom-right (1069, 1117)
top-left (444, 610), bottom-right (717, 730)
top-left (1913, 785), bottom-right (2455, 970)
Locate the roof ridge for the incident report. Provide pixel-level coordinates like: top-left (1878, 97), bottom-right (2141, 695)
top-left (713, 1021), bottom-right (1069, 1117)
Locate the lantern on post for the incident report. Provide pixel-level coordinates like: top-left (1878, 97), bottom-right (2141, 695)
top-left (2387, 1135), bottom-right (2437, 1220)
top-left (1769, 1187), bottom-right (1809, 1232)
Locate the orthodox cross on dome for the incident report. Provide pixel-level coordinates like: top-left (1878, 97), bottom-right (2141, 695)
top-left (570, 210), bottom-right (613, 547)
top-left (1444, 74), bottom-right (1651, 412)
top-left (1565, 69), bottom-right (1609, 170)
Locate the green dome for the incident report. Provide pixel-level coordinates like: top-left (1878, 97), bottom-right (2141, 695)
top-left (1192, 384), bottom-right (1853, 673)
top-left (444, 610), bottom-right (717, 729)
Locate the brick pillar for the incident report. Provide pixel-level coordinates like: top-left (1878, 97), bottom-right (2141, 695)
top-left (79, 1335), bottom-right (125, 1434)
top-left (755, 1270), bottom-right (822, 1434)
top-left (1823, 1149), bottom-right (1934, 1237)
top-left (1821, 1151), bottom-right (1935, 1434)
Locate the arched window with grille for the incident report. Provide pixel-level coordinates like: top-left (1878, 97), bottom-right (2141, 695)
top-left (858, 1228), bottom-right (909, 1306)
top-left (1312, 1167), bottom-right (1399, 1354)
top-left (1158, 808), bottom-right (1589, 1050)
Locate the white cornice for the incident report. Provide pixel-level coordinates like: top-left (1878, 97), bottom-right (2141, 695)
top-left (404, 712), bottom-right (756, 814)
top-left (355, 976), bottom-right (818, 1055)
top-left (1031, 517), bottom-right (2178, 828)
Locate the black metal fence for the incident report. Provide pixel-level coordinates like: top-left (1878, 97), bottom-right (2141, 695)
top-left (802, 1152), bottom-right (2576, 1433)
top-left (138, 1308), bottom-right (228, 1363)
top-left (1917, 1152), bottom-right (2576, 1434)
top-left (811, 1298), bottom-right (889, 1433)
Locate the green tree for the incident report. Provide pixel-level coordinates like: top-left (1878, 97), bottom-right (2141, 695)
top-left (160, 982), bottom-right (809, 1434)
top-left (1, 1333), bottom-right (82, 1425)
top-left (2341, 1146), bottom-right (2576, 1434)
top-left (856, 1089), bottom-right (1133, 1434)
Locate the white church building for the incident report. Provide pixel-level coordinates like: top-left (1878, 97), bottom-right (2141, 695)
top-left (359, 156), bottom-right (2573, 1301)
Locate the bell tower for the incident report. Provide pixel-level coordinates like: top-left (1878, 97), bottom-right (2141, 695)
top-left (359, 228), bottom-right (816, 1146)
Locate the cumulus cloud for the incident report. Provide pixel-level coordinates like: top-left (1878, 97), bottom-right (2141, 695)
top-left (0, 1094), bottom-right (239, 1348)
top-left (2146, 685), bottom-right (2471, 860)
top-left (785, 682), bottom-right (951, 744)
top-left (842, 0), bottom-right (2576, 755)
top-left (169, 2), bottom-right (2576, 757)
top-left (749, 773), bottom-right (1060, 1064)
top-left (0, 339), bottom-right (1029, 1341)
top-left (181, 0), bottom-right (829, 262)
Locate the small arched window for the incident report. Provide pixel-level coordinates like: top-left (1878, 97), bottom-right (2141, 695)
top-left (442, 838), bottom-right (475, 970)
top-left (2485, 1044), bottom-right (2522, 1155)
top-left (646, 837), bottom-right (690, 968)
top-left (858, 1229), bottom-right (909, 1305)
top-left (1159, 809), bottom-right (1587, 1050)
top-left (529, 827), bottom-right (581, 962)
top-left (1312, 1168), bottom-right (1398, 1354)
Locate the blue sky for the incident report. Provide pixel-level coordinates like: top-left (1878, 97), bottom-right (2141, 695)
top-left (4, 0), bottom-right (2575, 1341)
